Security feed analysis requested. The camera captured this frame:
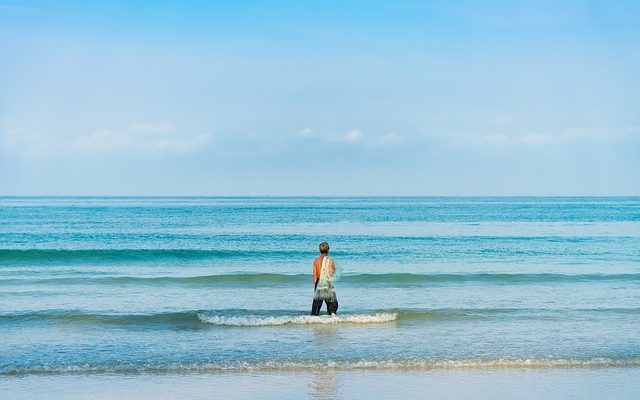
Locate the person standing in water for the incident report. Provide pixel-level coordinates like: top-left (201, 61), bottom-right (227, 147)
top-left (311, 242), bottom-right (339, 315)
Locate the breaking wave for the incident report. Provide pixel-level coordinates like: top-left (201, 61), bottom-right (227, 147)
top-left (196, 312), bottom-right (397, 326)
top-left (4, 308), bottom-right (639, 328)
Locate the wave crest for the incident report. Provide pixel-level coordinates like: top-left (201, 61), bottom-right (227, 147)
top-left (196, 312), bottom-right (397, 326)
top-left (5, 272), bottom-right (640, 287)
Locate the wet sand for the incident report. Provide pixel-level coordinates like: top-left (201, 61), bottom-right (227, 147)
top-left (3, 368), bottom-right (639, 400)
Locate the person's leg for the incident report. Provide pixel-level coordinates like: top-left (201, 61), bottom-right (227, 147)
top-left (311, 298), bottom-right (323, 316)
top-left (327, 297), bottom-right (338, 315)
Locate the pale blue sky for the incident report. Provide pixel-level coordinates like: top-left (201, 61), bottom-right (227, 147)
top-left (1, 0), bottom-right (638, 195)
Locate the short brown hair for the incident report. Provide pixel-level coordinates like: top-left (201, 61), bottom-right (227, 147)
top-left (319, 242), bottom-right (329, 254)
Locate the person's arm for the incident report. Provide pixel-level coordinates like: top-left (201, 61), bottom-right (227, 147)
top-left (313, 261), bottom-right (319, 288)
top-left (328, 258), bottom-right (335, 276)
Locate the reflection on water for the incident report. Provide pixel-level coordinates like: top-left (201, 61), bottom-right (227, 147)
top-left (312, 323), bottom-right (339, 342)
top-left (308, 323), bottom-right (340, 399)
top-left (308, 369), bottom-right (338, 400)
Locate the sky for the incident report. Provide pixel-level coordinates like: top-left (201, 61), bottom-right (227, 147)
top-left (0, 0), bottom-right (639, 195)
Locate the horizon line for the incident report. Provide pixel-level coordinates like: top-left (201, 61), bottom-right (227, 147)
top-left (0, 195), bottom-right (638, 198)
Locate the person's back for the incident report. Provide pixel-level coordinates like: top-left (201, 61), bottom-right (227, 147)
top-left (311, 242), bottom-right (338, 315)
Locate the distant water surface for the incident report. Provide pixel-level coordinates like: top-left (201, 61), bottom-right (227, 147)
top-left (1, 197), bottom-right (639, 375)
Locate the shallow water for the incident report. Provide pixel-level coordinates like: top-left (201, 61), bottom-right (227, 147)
top-left (1, 197), bottom-right (639, 376)
top-left (2, 369), bottom-right (640, 400)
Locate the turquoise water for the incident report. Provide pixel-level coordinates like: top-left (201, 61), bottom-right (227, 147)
top-left (1, 197), bottom-right (639, 375)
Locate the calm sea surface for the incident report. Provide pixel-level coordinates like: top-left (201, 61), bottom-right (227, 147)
top-left (1, 197), bottom-right (639, 375)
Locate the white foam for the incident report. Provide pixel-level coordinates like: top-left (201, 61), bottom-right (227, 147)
top-left (5, 358), bottom-right (640, 376)
top-left (197, 313), bottom-right (397, 326)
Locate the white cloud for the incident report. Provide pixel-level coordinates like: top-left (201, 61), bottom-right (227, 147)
top-left (75, 129), bottom-right (134, 151)
top-left (519, 132), bottom-right (552, 145)
top-left (340, 129), bottom-right (364, 142)
top-left (297, 128), bottom-right (363, 143)
top-left (518, 128), bottom-right (623, 145)
top-left (480, 133), bottom-right (508, 145)
top-left (297, 127), bottom-right (314, 137)
top-left (492, 115), bottom-right (515, 125)
top-left (1, 129), bottom-right (58, 158)
top-left (74, 125), bottom-right (211, 154)
top-left (380, 133), bottom-right (400, 143)
top-left (149, 133), bottom-right (211, 154)
top-left (368, 133), bottom-right (402, 147)
top-left (294, 129), bottom-right (404, 147)
top-left (454, 126), bottom-right (640, 148)
top-left (128, 123), bottom-right (174, 135)
top-left (2, 124), bottom-right (212, 157)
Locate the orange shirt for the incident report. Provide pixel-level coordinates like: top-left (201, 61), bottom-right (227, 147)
top-left (313, 255), bottom-right (334, 283)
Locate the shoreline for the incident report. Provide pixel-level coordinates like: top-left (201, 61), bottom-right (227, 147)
top-left (2, 368), bottom-right (639, 400)
top-left (4, 358), bottom-right (640, 377)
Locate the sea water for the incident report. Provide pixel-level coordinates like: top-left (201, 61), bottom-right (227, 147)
top-left (1, 197), bottom-right (639, 376)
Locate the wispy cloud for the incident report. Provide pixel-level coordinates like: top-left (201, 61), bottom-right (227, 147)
top-left (147, 133), bottom-right (211, 153)
top-left (461, 126), bottom-right (640, 148)
top-left (295, 128), bottom-right (365, 143)
top-left (296, 127), bottom-right (314, 137)
top-left (2, 124), bottom-right (212, 158)
top-left (74, 126), bottom-right (211, 154)
top-left (480, 133), bottom-right (509, 145)
top-left (519, 132), bottom-right (553, 145)
top-left (1, 129), bottom-right (56, 159)
top-left (336, 129), bottom-right (364, 143)
top-left (295, 128), bottom-right (403, 148)
top-left (128, 123), bottom-right (174, 135)
top-left (75, 129), bottom-right (134, 151)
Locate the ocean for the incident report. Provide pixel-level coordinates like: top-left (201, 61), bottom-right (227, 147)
top-left (1, 197), bottom-right (639, 398)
